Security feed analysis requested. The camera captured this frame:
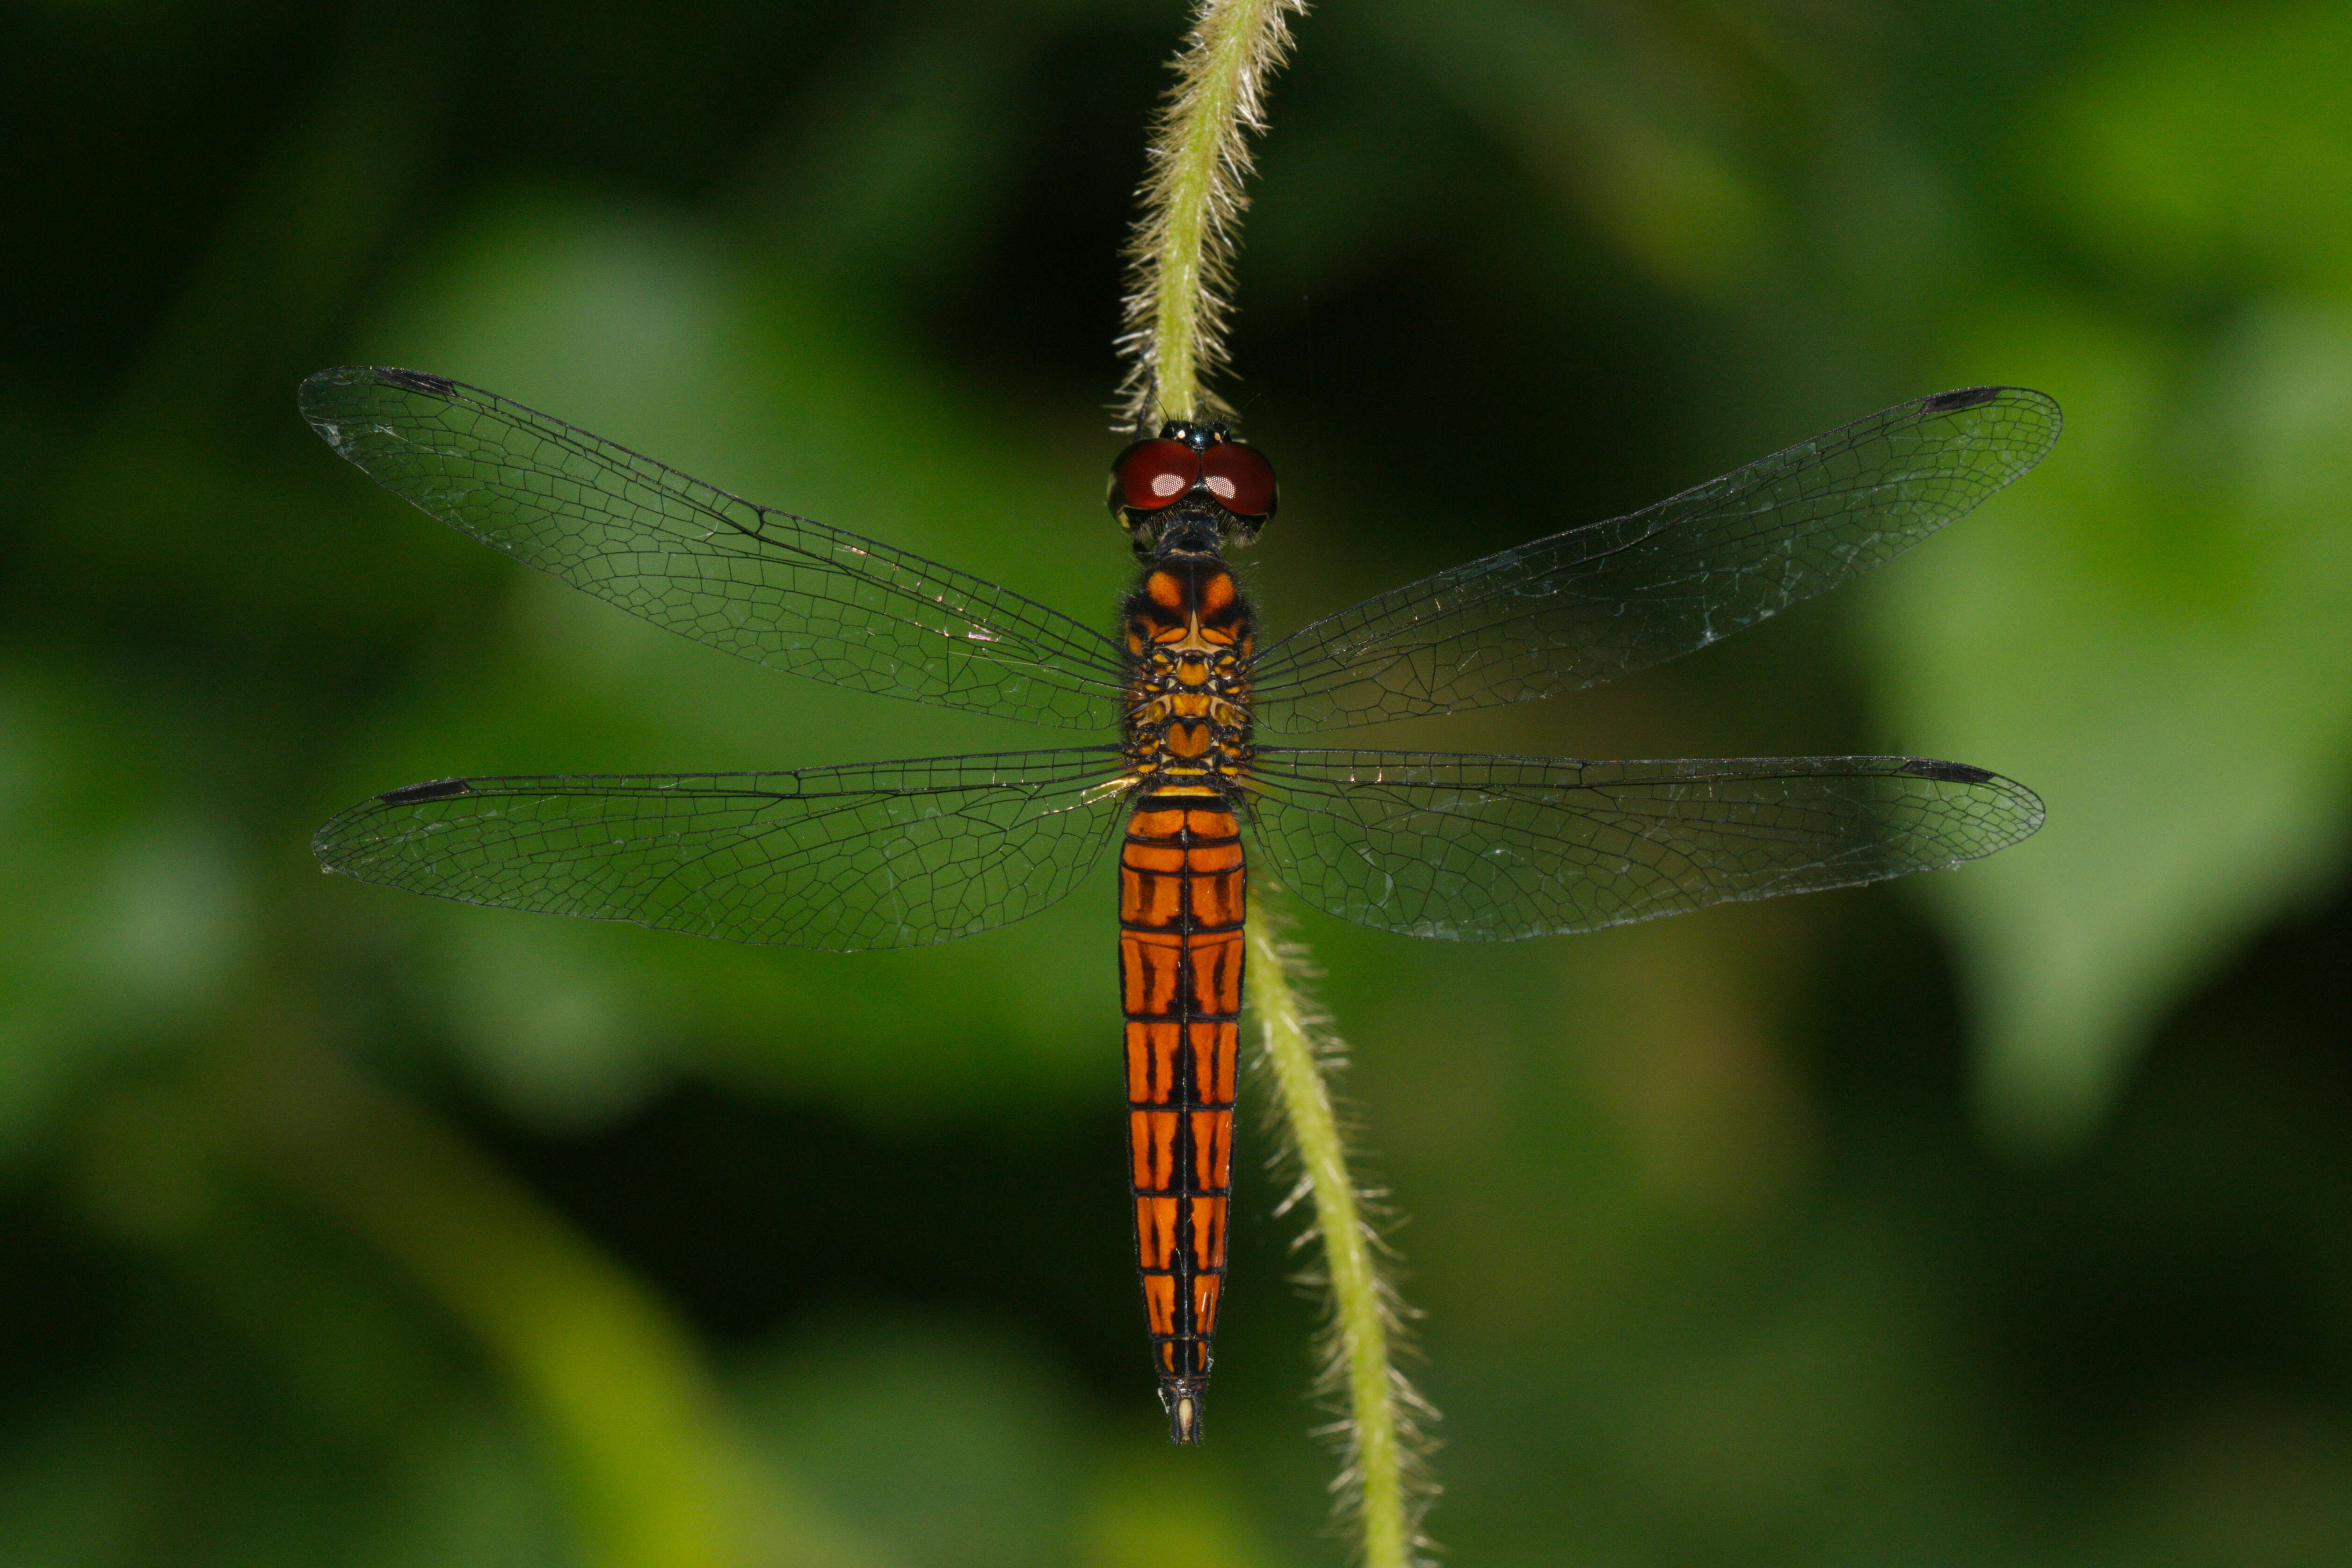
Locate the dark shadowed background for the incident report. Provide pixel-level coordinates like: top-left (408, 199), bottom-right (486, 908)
top-left (7, 1), bottom-right (2352, 1564)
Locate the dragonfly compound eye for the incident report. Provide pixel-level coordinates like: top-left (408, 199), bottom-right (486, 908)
top-left (1198, 439), bottom-right (1277, 519)
top-left (1110, 439), bottom-right (1202, 516)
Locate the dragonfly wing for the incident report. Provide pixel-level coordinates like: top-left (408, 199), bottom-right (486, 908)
top-left (315, 749), bottom-right (1131, 951)
top-left (1244, 749), bottom-right (2042, 940)
top-left (1251, 387), bottom-right (2060, 731)
top-left (301, 367), bottom-right (1127, 729)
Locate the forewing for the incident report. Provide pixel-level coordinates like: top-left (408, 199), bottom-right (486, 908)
top-left (314, 750), bottom-right (1130, 951)
top-left (301, 367), bottom-right (1126, 728)
top-left (1245, 750), bottom-right (2042, 940)
top-left (1251, 388), bottom-right (2060, 731)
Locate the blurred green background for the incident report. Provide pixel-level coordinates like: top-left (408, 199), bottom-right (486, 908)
top-left (8, 0), bottom-right (2352, 1563)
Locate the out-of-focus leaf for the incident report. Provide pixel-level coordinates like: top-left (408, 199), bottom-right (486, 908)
top-left (733, 1319), bottom-right (1080, 1568)
top-left (728, 9), bottom-right (1055, 294)
top-left (2042, 3), bottom-right (2352, 296)
top-left (0, 1325), bottom-right (566, 1568)
top-left (0, 1384), bottom-right (144, 1568)
top-left (250, 1053), bottom-right (788, 1568)
top-left (439, 914), bottom-right (663, 1133)
top-left (1075, 1448), bottom-right (1292, 1568)
top-left (1389, 0), bottom-right (1777, 292)
top-left (1860, 6), bottom-right (2352, 1148)
top-left (350, 1402), bottom-right (578, 1568)
top-left (1866, 299), bottom-right (2352, 1149)
top-left (0, 680), bottom-right (248, 1166)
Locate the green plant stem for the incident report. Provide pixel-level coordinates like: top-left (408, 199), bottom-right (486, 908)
top-left (1245, 909), bottom-right (1423, 1568)
top-left (1134, 18), bottom-right (1239, 419)
top-left (1119, 0), bottom-right (1307, 424)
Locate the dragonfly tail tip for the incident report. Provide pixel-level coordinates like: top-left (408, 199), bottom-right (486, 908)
top-left (1161, 1381), bottom-right (1206, 1445)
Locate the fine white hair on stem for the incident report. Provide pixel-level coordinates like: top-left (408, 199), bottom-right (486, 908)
top-left (1116, 0), bottom-right (1309, 429)
top-left (1247, 905), bottom-right (1440, 1568)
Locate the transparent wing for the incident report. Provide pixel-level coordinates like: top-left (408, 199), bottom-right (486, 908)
top-left (1244, 750), bottom-right (2042, 940)
top-left (1250, 387), bottom-right (2060, 731)
top-left (314, 749), bottom-right (1131, 951)
top-left (300, 367), bottom-right (1127, 729)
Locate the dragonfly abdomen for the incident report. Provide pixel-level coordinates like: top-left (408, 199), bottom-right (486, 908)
top-left (1121, 791), bottom-right (1243, 1445)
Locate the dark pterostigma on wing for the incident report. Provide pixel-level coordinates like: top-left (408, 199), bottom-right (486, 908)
top-left (1249, 386), bottom-right (2060, 732)
top-left (313, 749), bottom-right (1134, 951)
top-left (299, 367), bottom-right (1129, 730)
top-left (1242, 750), bottom-right (2044, 940)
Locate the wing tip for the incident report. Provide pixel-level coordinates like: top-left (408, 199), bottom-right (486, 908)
top-left (298, 365), bottom-right (463, 418)
top-left (1897, 757), bottom-right (2047, 855)
top-left (1917, 383), bottom-right (2064, 442)
top-left (310, 778), bottom-right (476, 869)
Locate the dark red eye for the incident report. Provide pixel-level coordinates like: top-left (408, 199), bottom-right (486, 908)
top-left (1199, 440), bottom-right (1277, 517)
top-left (1110, 439), bottom-right (1200, 513)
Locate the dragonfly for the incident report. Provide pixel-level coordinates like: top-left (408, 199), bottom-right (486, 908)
top-left (302, 366), bottom-right (2057, 1443)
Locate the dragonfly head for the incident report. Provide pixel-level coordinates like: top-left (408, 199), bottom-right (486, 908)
top-left (1109, 420), bottom-right (1277, 557)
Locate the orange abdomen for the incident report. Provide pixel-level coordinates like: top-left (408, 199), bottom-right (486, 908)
top-left (1120, 791), bottom-right (1244, 1443)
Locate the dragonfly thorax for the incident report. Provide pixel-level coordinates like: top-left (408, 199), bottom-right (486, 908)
top-left (1122, 555), bottom-right (1255, 788)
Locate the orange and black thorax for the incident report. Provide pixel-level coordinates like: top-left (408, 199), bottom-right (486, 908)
top-left (1121, 544), bottom-right (1255, 786)
top-left (1118, 537), bottom-right (1254, 1443)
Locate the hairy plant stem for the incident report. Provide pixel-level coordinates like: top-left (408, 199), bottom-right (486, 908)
top-left (1246, 910), bottom-right (1431, 1568)
top-left (1117, 0), bottom-right (1308, 425)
